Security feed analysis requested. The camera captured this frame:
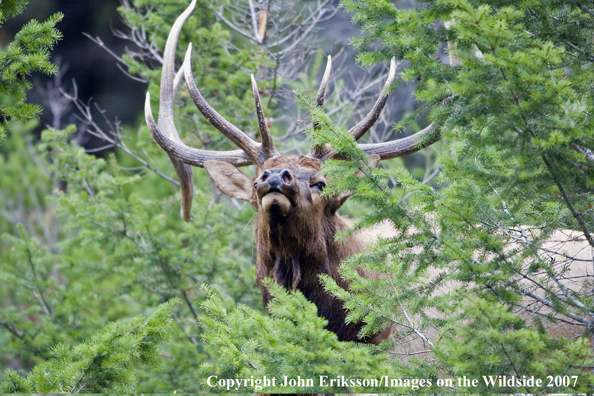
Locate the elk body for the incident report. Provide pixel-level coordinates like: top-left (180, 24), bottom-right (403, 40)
top-left (145, 0), bottom-right (593, 348)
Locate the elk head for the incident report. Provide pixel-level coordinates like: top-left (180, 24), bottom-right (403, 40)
top-left (145, 0), bottom-right (442, 221)
top-left (144, 0), bottom-right (443, 342)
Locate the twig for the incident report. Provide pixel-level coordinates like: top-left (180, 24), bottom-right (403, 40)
top-left (60, 83), bottom-right (181, 187)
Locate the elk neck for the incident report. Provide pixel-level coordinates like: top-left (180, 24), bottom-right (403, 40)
top-left (255, 207), bottom-right (372, 341)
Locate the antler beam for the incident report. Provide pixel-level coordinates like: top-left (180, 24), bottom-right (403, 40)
top-left (356, 122), bottom-right (442, 160)
top-left (145, 0), bottom-right (279, 221)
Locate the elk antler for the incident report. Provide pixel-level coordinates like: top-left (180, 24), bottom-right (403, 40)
top-left (348, 57), bottom-right (398, 142)
top-left (145, 0), bottom-right (278, 221)
top-left (146, 0), bottom-right (450, 220)
top-left (309, 55), bottom-right (333, 159)
top-left (309, 54), bottom-right (450, 162)
top-left (251, 74), bottom-right (280, 159)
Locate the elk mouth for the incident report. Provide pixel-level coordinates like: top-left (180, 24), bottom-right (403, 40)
top-left (261, 190), bottom-right (293, 218)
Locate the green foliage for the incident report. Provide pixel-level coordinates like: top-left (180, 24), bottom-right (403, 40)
top-left (0, 1), bottom-right (28, 21)
top-left (0, 299), bottom-right (179, 393)
top-left (302, 0), bottom-right (594, 392)
top-left (0, 123), bottom-right (261, 391)
top-left (437, 294), bottom-right (593, 393)
top-left (199, 280), bottom-right (393, 394)
top-left (1, 0), bottom-right (594, 393)
top-left (296, 89), bottom-right (367, 161)
top-left (0, 0), bottom-right (267, 391)
top-left (0, 1), bottom-right (62, 139)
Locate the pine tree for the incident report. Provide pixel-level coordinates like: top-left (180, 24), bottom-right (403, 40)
top-left (0, 299), bottom-right (179, 393)
top-left (0, 0), bottom-right (62, 141)
top-left (0, 0), bottom-right (264, 391)
top-left (310, 0), bottom-right (594, 392)
top-left (200, 0), bottom-right (594, 393)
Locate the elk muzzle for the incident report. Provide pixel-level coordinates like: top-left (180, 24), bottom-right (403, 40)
top-left (257, 169), bottom-right (295, 218)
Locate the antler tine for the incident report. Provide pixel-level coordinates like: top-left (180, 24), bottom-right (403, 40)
top-left (316, 55), bottom-right (332, 108)
top-left (157, 0), bottom-right (196, 222)
top-left (184, 44), bottom-right (267, 167)
top-left (159, 0), bottom-right (196, 142)
top-left (348, 57), bottom-right (397, 141)
top-left (251, 74), bottom-right (279, 159)
top-left (309, 55), bottom-right (332, 159)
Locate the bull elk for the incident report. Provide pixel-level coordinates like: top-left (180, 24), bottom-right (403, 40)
top-left (144, 0), bottom-right (593, 348)
top-left (144, 0), bottom-right (438, 343)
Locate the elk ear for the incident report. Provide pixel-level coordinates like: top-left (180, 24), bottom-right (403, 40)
top-left (204, 160), bottom-right (258, 210)
top-left (327, 192), bottom-right (354, 214)
top-left (327, 154), bottom-right (381, 213)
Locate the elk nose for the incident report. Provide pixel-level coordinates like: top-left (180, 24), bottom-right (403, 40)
top-left (266, 169), bottom-right (292, 189)
top-left (280, 169), bottom-right (292, 183)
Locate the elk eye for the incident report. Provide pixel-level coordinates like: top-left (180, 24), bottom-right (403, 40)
top-left (254, 182), bottom-right (257, 189)
top-left (311, 181), bottom-right (326, 191)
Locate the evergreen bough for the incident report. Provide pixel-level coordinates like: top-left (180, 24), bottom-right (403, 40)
top-left (0, 299), bottom-right (179, 393)
top-left (0, 0), bottom-right (62, 140)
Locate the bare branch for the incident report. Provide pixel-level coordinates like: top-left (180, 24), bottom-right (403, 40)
top-left (571, 143), bottom-right (594, 162)
top-left (60, 83), bottom-right (182, 187)
top-left (214, 10), bottom-right (256, 42)
top-left (518, 287), bottom-right (589, 325)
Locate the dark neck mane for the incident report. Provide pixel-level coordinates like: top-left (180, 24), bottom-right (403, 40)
top-left (255, 211), bottom-right (373, 341)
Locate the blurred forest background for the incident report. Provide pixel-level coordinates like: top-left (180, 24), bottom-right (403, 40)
top-left (2, 0), bottom-right (145, 131)
top-left (2, 0), bottom-right (423, 157)
top-left (1, 0), bottom-right (593, 393)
